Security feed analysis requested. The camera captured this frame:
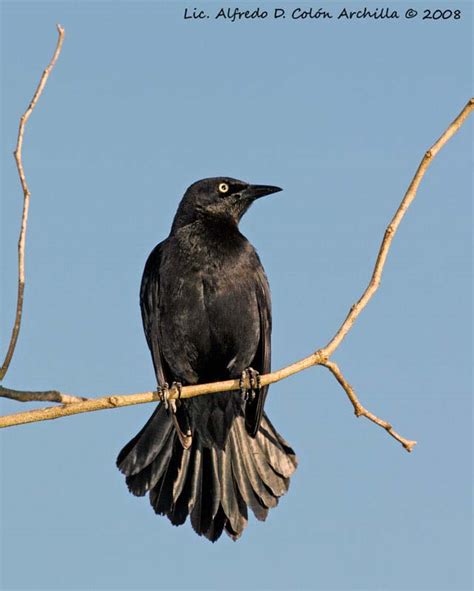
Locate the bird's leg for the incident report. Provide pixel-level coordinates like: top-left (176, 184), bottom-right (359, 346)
top-left (158, 382), bottom-right (192, 448)
top-left (169, 381), bottom-right (193, 449)
top-left (240, 368), bottom-right (261, 402)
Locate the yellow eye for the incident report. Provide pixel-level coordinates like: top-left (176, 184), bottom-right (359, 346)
top-left (218, 182), bottom-right (229, 194)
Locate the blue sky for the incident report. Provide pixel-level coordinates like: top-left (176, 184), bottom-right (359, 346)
top-left (1, 2), bottom-right (472, 590)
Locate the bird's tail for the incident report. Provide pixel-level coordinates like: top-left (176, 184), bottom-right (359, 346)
top-left (117, 404), bottom-right (297, 542)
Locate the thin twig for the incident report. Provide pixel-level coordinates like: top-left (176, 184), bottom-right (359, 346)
top-left (0, 25), bottom-right (65, 382)
top-left (0, 386), bottom-right (87, 405)
top-left (322, 97), bottom-right (474, 358)
top-left (320, 360), bottom-right (417, 452)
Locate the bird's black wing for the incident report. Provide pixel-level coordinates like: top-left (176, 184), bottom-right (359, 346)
top-left (140, 242), bottom-right (170, 386)
top-left (140, 242), bottom-right (192, 447)
top-left (245, 263), bottom-right (272, 437)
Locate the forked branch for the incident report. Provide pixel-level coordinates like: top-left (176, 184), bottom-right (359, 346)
top-left (1, 26), bottom-right (472, 454)
top-left (0, 386), bottom-right (86, 405)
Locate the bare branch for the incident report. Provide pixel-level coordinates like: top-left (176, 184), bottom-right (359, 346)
top-left (0, 386), bottom-right (87, 405)
top-left (0, 359), bottom-right (416, 450)
top-left (1, 22), bottom-right (471, 456)
top-left (320, 360), bottom-right (417, 452)
top-left (322, 97), bottom-right (474, 358)
top-left (0, 25), bottom-right (65, 382)
top-left (0, 369), bottom-right (305, 428)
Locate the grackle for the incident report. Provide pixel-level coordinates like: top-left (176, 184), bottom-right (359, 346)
top-left (117, 177), bottom-right (297, 541)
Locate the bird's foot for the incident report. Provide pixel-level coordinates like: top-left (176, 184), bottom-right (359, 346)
top-left (173, 381), bottom-right (183, 399)
top-left (158, 382), bottom-right (181, 414)
top-left (240, 368), bottom-right (261, 402)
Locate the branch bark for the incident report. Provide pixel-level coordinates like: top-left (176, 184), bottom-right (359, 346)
top-left (0, 386), bottom-right (87, 405)
top-left (1, 25), bottom-right (472, 455)
top-left (0, 24), bottom-right (65, 381)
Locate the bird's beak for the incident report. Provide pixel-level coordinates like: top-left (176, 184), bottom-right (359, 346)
top-left (244, 184), bottom-right (283, 200)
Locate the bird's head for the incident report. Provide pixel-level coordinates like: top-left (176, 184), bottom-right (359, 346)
top-left (171, 177), bottom-right (282, 230)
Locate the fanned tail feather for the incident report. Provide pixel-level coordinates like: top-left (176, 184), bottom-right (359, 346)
top-left (117, 405), bottom-right (297, 542)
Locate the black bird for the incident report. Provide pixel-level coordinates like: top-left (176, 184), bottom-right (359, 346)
top-left (117, 177), bottom-right (297, 541)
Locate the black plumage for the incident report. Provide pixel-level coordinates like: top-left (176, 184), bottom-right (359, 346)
top-left (117, 177), bottom-right (297, 541)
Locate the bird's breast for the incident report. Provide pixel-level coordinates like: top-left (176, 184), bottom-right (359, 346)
top-left (159, 233), bottom-right (260, 382)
